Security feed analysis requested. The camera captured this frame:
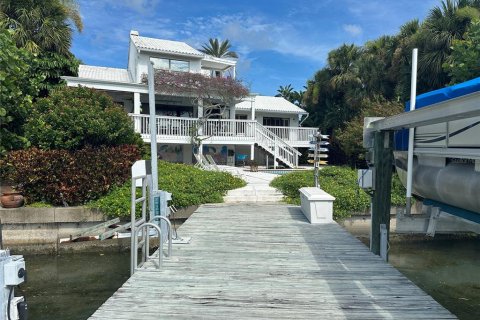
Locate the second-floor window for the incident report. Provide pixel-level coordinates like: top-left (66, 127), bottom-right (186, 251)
top-left (152, 58), bottom-right (190, 72)
top-left (263, 117), bottom-right (290, 127)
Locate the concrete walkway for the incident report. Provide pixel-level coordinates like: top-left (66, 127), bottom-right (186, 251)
top-left (223, 168), bottom-right (284, 203)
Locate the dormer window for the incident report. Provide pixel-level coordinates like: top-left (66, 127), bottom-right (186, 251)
top-left (152, 58), bottom-right (190, 72)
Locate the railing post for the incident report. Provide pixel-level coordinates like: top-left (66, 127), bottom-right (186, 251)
top-left (274, 137), bottom-right (278, 169)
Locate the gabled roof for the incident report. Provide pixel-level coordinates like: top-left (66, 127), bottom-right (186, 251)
top-left (131, 34), bottom-right (204, 57)
top-left (236, 96), bottom-right (307, 114)
top-left (78, 65), bottom-right (132, 83)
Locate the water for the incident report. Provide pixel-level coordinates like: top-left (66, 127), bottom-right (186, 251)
top-left (17, 252), bottom-right (130, 320)
top-left (13, 238), bottom-right (480, 319)
top-left (389, 238), bottom-right (480, 320)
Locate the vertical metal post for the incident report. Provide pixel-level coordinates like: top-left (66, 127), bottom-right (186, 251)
top-left (406, 48), bottom-right (418, 215)
top-left (148, 61), bottom-right (159, 191)
top-left (371, 131), bottom-right (393, 256)
top-left (314, 134), bottom-right (320, 188)
top-left (130, 177), bottom-right (136, 276)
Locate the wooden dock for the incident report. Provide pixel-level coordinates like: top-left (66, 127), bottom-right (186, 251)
top-left (90, 204), bottom-right (456, 319)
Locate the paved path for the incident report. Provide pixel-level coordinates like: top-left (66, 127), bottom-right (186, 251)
top-left (90, 204), bottom-right (455, 319)
top-left (223, 168), bottom-right (283, 203)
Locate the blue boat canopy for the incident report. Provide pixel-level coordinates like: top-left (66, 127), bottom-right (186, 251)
top-left (405, 76), bottom-right (480, 111)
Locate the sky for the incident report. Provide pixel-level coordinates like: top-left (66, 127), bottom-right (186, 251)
top-left (72, 0), bottom-right (439, 96)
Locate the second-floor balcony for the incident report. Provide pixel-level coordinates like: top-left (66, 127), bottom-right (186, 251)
top-left (129, 114), bottom-right (317, 148)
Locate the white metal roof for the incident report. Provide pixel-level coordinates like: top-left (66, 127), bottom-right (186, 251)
top-left (78, 65), bottom-right (132, 83)
top-left (236, 96), bottom-right (307, 114)
top-left (131, 35), bottom-right (204, 57)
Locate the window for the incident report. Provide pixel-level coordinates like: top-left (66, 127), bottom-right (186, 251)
top-left (151, 58), bottom-right (190, 72)
top-left (236, 114), bottom-right (248, 120)
top-left (263, 117), bottom-right (290, 127)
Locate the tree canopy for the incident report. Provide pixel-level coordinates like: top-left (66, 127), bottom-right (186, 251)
top-left (302, 0), bottom-right (480, 165)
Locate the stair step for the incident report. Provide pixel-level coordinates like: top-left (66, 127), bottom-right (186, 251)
top-left (224, 195), bottom-right (284, 203)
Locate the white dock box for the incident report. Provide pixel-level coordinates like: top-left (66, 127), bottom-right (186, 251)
top-left (299, 187), bottom-right (335, 224)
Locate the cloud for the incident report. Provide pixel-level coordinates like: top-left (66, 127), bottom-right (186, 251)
top-left (181, 14), bottom-right (329, 62)
top-left (113, 0), bottom-right (161, 14)
top-left (343, 24), bottom-right (362, 36)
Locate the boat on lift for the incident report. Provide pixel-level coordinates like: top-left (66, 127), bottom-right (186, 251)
top-left (394, 77), bottom-right (480, 219)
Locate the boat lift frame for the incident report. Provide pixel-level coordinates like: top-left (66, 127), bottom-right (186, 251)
top-left (367, 91), bottom-right (480, 258)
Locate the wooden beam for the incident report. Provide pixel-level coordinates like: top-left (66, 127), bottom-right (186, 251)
top-left (371, 131), bottom-right (393, 256)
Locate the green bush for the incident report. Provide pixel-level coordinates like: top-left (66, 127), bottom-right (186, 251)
top-left (0, 30), bottom-right (43, 154)
top-left (270, 166), bottom-right (406, 220)
top-left (0, 145), bottom-right (140, 206)
top-left (24, 86), bottom-right (143, 151)
top-left (89, 161), bottom-right (246, 218)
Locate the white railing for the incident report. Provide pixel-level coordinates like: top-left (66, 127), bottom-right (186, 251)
top-left (129, 114), bottom-right (303, 168)
top-left (130, 114), bottom-right (197, 141)
top-left (265, 126), bottom-right (318, 145)
top-left (204, 119), bottom-right (256, 141)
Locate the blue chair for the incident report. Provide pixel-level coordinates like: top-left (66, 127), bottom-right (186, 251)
top-left (236, 154), bottom-right (248, 166)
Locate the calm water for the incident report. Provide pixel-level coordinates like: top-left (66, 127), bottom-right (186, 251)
top-left (389, 238), bottom-right (480, 320)
top-left (17, 252), bottom-right (130, 320)
top-left (14, 238), bottom-right (480, 320)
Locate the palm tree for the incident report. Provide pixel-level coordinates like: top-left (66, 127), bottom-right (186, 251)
top-left (419, 0), bottom-right (480, 89)
top-left (275, 84), bottom-right (294, 100)
top-left (200, 38), bottom-right (238, 58)
top-left (0, 0), bottom-right (83, 54)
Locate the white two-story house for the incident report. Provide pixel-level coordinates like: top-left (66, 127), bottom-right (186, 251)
top-left (63, 30), bottom-right (316, 168)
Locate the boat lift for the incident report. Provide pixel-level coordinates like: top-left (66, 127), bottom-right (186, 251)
top-left (364, 87), bottom-right (480, 260)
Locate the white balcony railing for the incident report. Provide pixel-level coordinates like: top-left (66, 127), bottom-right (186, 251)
top-left (129, 114), bottom-right (316, 167)
top-left (204, 119), bottom-right (256, 141)
top-left (264, 126), bottom-right (318, 146)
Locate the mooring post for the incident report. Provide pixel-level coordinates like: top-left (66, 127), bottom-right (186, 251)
top-left (371, 130), bottom-right (393, 256)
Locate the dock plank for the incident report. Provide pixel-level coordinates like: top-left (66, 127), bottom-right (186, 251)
top-left (90, 204), bottom-right (456, 319)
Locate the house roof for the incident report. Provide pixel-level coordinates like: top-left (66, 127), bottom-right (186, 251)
top-left (78, 65), bottom-right (132, 83)
top-left (236, 96), bottom-right (307, 114)
top-left (131, 34), bottom-right (204, 57)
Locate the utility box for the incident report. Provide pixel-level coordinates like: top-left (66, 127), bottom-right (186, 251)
top-left (299, 187), bottom-right (335, 224)
top-left (3, 258), bottom-right (25, 286)
top-left (358, 169), bottom-right (373, 189)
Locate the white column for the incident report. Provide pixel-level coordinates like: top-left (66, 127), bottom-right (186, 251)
top-left (251, 97), bottom-right (256, 120)
top-left (230, 105), bottom-right (236, 119)
top-left (133, 92), bottom-right (141, 132)
top-left (250, 144), bottom-right (255, 160)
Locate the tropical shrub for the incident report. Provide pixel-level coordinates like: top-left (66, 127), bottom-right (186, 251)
top-left (270, 166), bottom-right (406, 220)
top-left (0, 145), bottom-right (140, 205)
top-left (24, 86), bottom-right (143, 151)
top-left (0, 29), bottom-right (42, 154)
top-left (90, 161), bottom-right (246, 218)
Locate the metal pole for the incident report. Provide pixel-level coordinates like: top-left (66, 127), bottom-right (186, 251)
top-left (314, 136), bottom-right (319, 188)
top-left (406, 48), bottom-right (418, 215)
top-left (148, 61), bottom-right (159, 191)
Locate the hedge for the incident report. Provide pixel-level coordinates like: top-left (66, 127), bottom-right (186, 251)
top-left (270, 166), bottom-right (407, 220)
top-left (0, 145), bottom-right (140, 205)
top-left (24, 86), bottom-right (143, 151)
top-left (89, 161), bottom-right (246, 218)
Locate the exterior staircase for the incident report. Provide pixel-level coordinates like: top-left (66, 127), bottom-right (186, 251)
top-left (253, 122), bottom-right (301, 168)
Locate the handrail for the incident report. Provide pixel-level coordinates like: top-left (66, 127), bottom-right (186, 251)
top-left (149, 216), bottom-right (172, 258)
top-left (133, 223), bottom-right (163, 270)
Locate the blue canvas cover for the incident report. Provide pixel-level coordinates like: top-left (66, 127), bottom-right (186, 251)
top-left (395, 77), bottom-right (480, 150)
